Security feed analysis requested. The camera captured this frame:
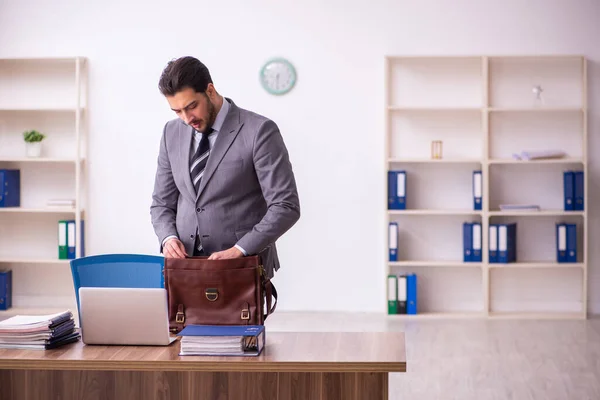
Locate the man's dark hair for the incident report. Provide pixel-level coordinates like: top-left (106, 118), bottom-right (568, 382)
top-left (158, 56), bottom-right (213, 96)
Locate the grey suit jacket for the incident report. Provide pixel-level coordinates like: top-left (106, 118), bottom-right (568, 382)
top-left (150, 98), bottom-right (300, 278)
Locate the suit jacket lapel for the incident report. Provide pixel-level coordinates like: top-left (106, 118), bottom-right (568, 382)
top-left (196, 100), bottom-right (243, 201)
top-left (179, 123), bottom-right (197, 203)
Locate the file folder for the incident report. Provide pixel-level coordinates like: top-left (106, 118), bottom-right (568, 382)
top-left (574, 171), bottom-right (584, 211)
top-left (387, 171), bottom-right (406, 210)
top-left (498, 223), bottom-right (517, 263)
top-left (0, 169), bottom-right (21, 207)
top-left (58, 220), bottom-right (68, 260)
top-left (67, 221), bottom-right (76, 259)
top-left (556, 223), bottom-right (567, 263)
top-left (389, 222), bottom-right (398, 261)
top-left (489, 224), bottom-right (498, 263)
top-left (566, 223), bottom-right (577, 262)
top-left (473, 171), bottom-right (482, 210)
top-left (0, 269), bottom-right (12, 310)
top-left (471, 222), bottom-right (482, 262)
top-left (397, 275), bottom-right (407, 314)
top-left (406, 273), bottom-right (417, 314)
top-left (387, 275), bottom-right (398, 314)
top-left (463, 222), bottom-right (472, 262)
top-left (66, 220), bottom-right (85, 259)
top-left (563, 171), bottom-right (574, 211)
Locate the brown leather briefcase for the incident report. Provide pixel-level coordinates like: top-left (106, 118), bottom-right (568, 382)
top-left (164, 255), bottom-right (277, 333)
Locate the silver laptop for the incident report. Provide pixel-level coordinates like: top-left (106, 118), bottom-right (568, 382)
top-left (78, 287), bottom-right (177, 346)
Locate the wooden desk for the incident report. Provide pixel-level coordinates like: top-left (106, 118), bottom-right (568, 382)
top-left (0, 331), bottom-right (406, 400)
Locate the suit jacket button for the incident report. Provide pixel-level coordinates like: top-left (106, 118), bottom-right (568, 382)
top-left (196, 208), bottom-right (201, 213)
top-left (190, 235), bottom-right (194, 239)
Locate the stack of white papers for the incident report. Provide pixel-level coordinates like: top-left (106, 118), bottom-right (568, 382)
top-left (0, 310), bottom-right (80, 350)
top-left (499, 204), bottom-right (541, 211)
top-left (46, 199), bottom-right (76, 207)
top-left (512, 150), bottom-right (566, 161)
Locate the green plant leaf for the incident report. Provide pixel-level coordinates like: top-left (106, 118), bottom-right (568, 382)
top-left (23, 130), bottom-right (46, 143)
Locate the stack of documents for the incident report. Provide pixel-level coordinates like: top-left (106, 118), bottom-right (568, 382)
top-left (47, 199), bottom-right (76, 207)
top-left (499, 204), bottom-right (541, 211)
top-left (0, 310), bottom-right (80, 350)
top-left (512, 150), bottom-right (566, 161)
top-left (177, 325), bottom-right (265, 356)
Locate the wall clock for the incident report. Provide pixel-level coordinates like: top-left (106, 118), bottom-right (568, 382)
top-left (260, 58), bottom-right (297, 95)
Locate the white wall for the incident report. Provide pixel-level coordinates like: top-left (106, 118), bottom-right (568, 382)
top-left (1, 0), bottom-right (599, 313)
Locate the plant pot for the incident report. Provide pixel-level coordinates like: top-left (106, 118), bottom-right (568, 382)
top-left (26, 142), bottom-right (43, 158)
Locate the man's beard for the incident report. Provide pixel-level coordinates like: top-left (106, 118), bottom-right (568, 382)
top-left (203, 98), bottom-right (217, 133)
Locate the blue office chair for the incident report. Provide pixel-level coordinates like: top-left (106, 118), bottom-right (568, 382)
top-left (70, 254), bottom-right (165, 322)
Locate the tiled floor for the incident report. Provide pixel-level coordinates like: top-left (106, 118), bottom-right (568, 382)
top-left (265, 312), bottom-right (600, 399)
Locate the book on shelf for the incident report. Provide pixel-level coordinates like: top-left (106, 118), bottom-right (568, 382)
top-left (177, 324), bottom-right (265, 356)
top-left (0, 310), bottom-right (80, 350)
top-left (0, 269), bottom-right (11, 310)
top-left (0, 169), bottom-right (20, 208)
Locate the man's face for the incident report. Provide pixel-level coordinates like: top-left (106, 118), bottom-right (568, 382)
top-left (167, 86), bottom-right (216, 133)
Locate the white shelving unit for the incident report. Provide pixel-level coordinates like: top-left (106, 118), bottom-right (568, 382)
top-left (0, 57), bottom-right (88, 319)
top-left (385, 55), bottom-right (587, 319)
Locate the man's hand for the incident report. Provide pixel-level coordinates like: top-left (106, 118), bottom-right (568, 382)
top-left (163, 238), bottom-right (187, 259)
top-left (208, 246), bottom-right (244, 260)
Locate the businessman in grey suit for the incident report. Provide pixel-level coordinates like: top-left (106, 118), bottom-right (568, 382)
top-left (150, 56), bottom-right (300, 278)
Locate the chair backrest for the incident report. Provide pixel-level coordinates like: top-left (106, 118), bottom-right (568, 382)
top-left (70, 254), bottom-right (165, 321)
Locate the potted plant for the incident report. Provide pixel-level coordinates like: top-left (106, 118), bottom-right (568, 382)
top-left (23, 130), bottom-right (46, 157)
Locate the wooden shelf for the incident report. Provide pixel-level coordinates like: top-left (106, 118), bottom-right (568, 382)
top-left (0, 157), bottom-right (85, 163)
top-left (489, 210), bottom-right (584, 217)
top-left (388, 209), bottom-right (482, 216)
top-left (389, 261), bottom-right (482, 268)
top-left (388, 158), bottom-right (482, 164)
top-left (385, 55), bottom-right (588, 319)
top-left (0, 107), bottom-right (85, 112)
top-left (387, 106), bottom-right (481, 112)
top-left (488, 311), bottom-right (584, 320)
top-left (0, 258), bottom-right (71, 265)
top-left (388, 312), bottom-right (485, 319)
top-left (489, 262), bottom-right (584, 269)
top-left (0, 307), bottom-right (71, 318)
top-left (0, 207), bottom-right (81, 214)
top-left (488, 158), bottom-right (584, 165)
top-left (488, 107), bottom-right (583, 113)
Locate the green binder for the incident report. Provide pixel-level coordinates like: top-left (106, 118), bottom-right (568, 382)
top-left (58, 220), bottom-right (68, 260)
top-left (387, 274), bottom-right (398, 314)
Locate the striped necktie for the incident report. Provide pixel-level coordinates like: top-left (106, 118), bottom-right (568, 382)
top-left (190, 129), bottom-right (212, 195)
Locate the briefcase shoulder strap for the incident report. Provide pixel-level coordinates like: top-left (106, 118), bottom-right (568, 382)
top-left (264, 280), bottom-right (277, 321)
